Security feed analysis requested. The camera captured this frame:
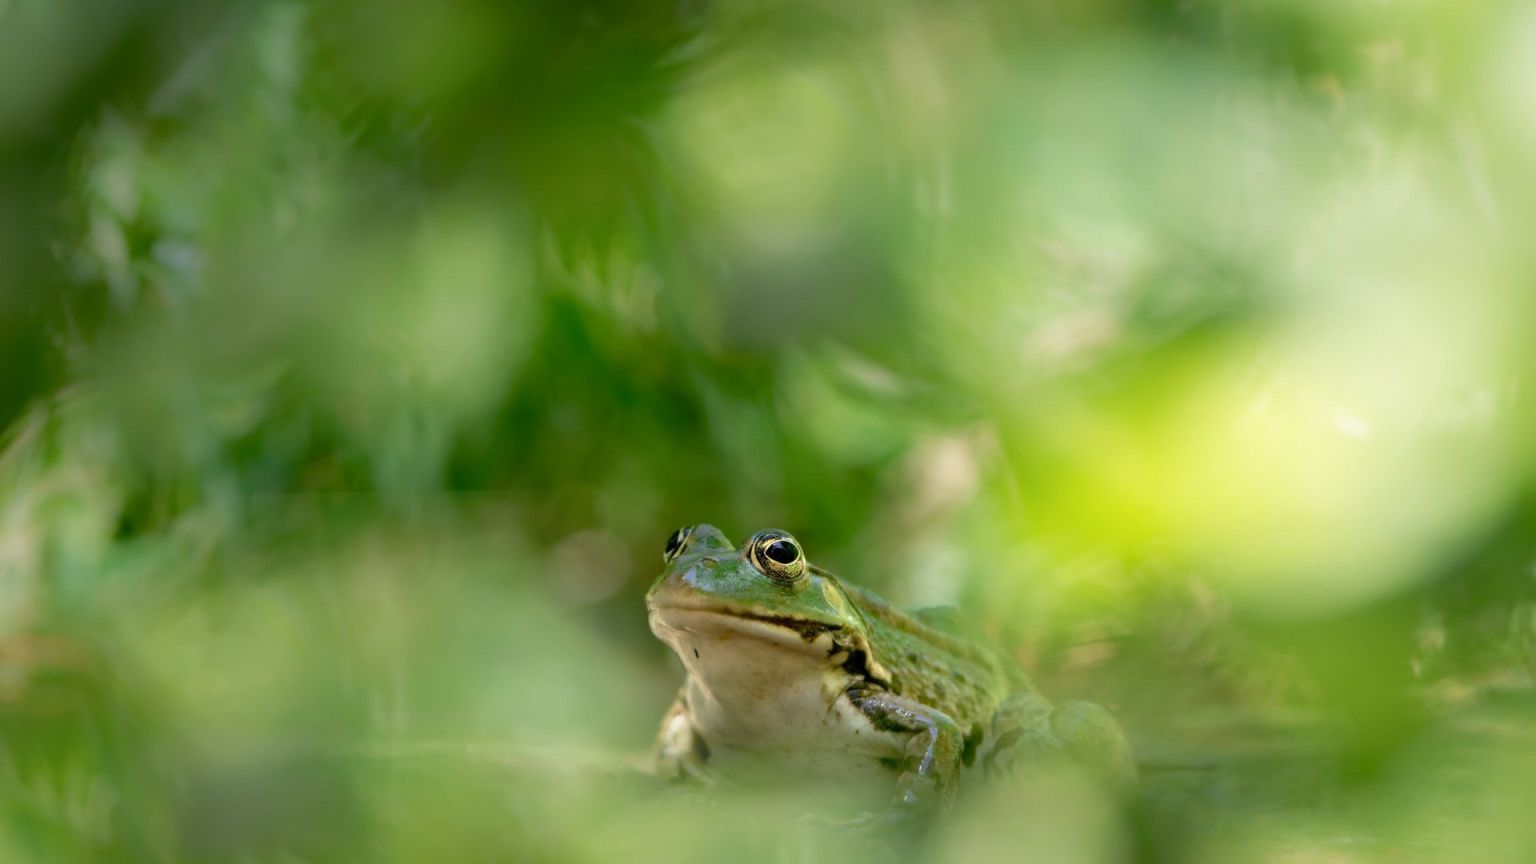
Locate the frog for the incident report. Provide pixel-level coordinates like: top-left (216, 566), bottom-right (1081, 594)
top-left (645, 524), bottom-right (1136, 817)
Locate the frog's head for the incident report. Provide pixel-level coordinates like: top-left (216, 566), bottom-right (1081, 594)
top-left (646, 524), bottom-right (868, 659)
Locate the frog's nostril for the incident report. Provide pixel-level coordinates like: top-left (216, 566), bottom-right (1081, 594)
top-left (700, 557), bottom-right (719, 568)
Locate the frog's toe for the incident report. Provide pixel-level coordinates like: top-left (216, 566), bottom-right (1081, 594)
top-left (814, 804), bottom-right (926, 835)
top-left (893, 767), bottom-right (951, 810)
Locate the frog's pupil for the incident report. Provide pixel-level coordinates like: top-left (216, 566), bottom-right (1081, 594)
top-left (764, 539), bottom-right (798, 565)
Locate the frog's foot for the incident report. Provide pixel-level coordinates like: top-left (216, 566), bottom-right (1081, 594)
top-left (662, 754), bottom-right (713, 785)
top-left (846, 685), bottom-right (963, 815)
top-left (979, 691), bottom-right (1064, 778)
top-left (808, 807), bottom-right (918, 836)
top-left (655, 741), bottom-right (711, 785)
top-left (1050, 700), bottom-right (1138, 792)
top-left (984, 693), bottom-right (1137, 794)
top-left (653, 687), bottom-right (712, 784)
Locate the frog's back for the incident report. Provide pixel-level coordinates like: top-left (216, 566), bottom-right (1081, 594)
top-left (836, 580), bottom-right (1030, 731)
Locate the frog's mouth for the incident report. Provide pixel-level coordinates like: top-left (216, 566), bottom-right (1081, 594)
top-left (649, 602), bottom-right (843, 650)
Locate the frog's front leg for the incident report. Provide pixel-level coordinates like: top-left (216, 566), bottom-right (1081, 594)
top-left (846, 685), bottom-right (963, 813)
top-left (653, 686), bottom-right (710, 783)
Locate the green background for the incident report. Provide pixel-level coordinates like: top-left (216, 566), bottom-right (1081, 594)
top-left (2, 0), bottom-right (1535, 861)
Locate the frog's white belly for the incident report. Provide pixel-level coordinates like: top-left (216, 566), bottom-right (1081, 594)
top-left (651, 607), bottom-right (906, 784)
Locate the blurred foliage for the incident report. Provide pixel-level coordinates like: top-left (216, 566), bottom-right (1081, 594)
top-left (2, 0), bottom-right (1536, 861)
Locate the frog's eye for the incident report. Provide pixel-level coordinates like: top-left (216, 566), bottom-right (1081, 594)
top-left (663, 526), bottom-right (694, 564)
top-left (747, 530), bottom-right (807, 585)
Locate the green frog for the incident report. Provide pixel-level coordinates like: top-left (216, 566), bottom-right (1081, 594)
top-left (646, 524), bottom-right (1136, 816)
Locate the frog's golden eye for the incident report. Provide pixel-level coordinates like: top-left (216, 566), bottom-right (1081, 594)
top-left (663, 526), bottom-right (694, 564)
top-left (747, 530), bottom-right (807, 584)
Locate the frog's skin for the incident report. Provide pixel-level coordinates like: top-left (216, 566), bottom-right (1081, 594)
top-left (645, 524), bottom-right (1136, 816)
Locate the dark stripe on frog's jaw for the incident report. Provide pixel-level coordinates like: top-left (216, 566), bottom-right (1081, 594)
top-left (710, 609), bottom-right (892, 688)
top-left (650, 597), bottom-right (846, 644)
top-left (725, 610), bottom-right (843, 643)
top-left (653, 600), bottom-right (894, 688)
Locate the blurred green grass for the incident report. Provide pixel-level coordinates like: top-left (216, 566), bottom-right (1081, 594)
top-left (3, 0), bottom-right (1536, 861)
